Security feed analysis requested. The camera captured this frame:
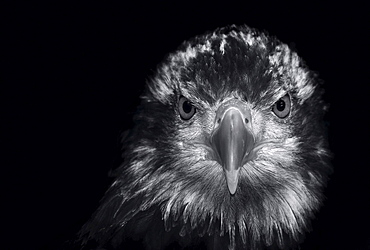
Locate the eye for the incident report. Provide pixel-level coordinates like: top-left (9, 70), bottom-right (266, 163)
top-left (178, 96), bottom-right (196, 120)
top-left (272, 94), bottom-right (291, 118)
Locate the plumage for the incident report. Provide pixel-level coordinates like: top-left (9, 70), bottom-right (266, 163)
top-left (79, 25), bottom-right (331, 250)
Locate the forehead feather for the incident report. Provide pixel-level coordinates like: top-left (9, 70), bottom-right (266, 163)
top-left (148, 25), bottom-right (317, 105)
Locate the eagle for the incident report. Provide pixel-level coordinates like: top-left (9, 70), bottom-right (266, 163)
top-left (79, 25), bottom-right (332, 250)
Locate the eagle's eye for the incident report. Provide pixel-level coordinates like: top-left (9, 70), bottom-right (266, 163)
top-left (178, 96), bottom-right (196, 120)
top-left (272, 94), bottom-right (291, 118)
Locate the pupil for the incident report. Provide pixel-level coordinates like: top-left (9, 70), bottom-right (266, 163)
top-left (183, 101), bottom-right (193, 113)
top-left (277, 100), bottom-right (285, 111)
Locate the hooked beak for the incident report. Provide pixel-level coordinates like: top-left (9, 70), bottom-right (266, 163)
top-left (211, 100), bottom-right (255, 195)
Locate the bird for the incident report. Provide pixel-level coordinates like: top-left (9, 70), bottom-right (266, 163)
top-left (78, 25), bottom-right (332, 250)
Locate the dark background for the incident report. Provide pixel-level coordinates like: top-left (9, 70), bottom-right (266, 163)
top-left (4, 1), bottom-right (369, 249)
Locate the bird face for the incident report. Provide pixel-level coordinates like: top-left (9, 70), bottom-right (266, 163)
top-left (81, 25), bottom-right (331, 249)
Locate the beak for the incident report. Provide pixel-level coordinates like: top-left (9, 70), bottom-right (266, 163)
top-left (211, 100), bottom-right (255, 195)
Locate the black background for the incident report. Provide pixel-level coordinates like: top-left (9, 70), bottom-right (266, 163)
top-left (4, 1), bottom-right (369, 249)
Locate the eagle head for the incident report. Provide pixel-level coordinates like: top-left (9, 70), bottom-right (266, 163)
top-left (80, 25), bottom-right (332, 250)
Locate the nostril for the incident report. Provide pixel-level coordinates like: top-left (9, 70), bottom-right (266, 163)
top-left (245, 118), bottom-right (249, 124)
top-left (217, 118), bottom-right (221, 124)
